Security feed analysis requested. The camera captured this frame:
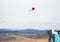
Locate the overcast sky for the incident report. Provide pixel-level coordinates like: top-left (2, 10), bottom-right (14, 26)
top-left (0, 0), bottom-right (60, 30)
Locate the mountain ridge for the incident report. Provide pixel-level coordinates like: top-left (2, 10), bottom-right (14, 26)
top-left (0, 29), bottom-right (48, 34)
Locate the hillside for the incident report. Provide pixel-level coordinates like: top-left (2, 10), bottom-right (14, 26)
top-left (0, 29), bottom-right (48, 34)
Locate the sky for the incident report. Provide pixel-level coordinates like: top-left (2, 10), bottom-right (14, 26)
top-left (0, 0), bottom-right (60, 30)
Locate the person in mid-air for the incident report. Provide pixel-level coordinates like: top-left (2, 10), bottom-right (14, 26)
top-left (29, 7), bottom-right (35, 12)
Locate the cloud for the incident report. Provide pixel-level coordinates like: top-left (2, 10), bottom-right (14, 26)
top-left (0, 0), bottom-right (60, 30)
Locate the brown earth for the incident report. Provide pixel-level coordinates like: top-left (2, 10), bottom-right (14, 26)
top-left (0, 38), bottom-right (48, 42)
